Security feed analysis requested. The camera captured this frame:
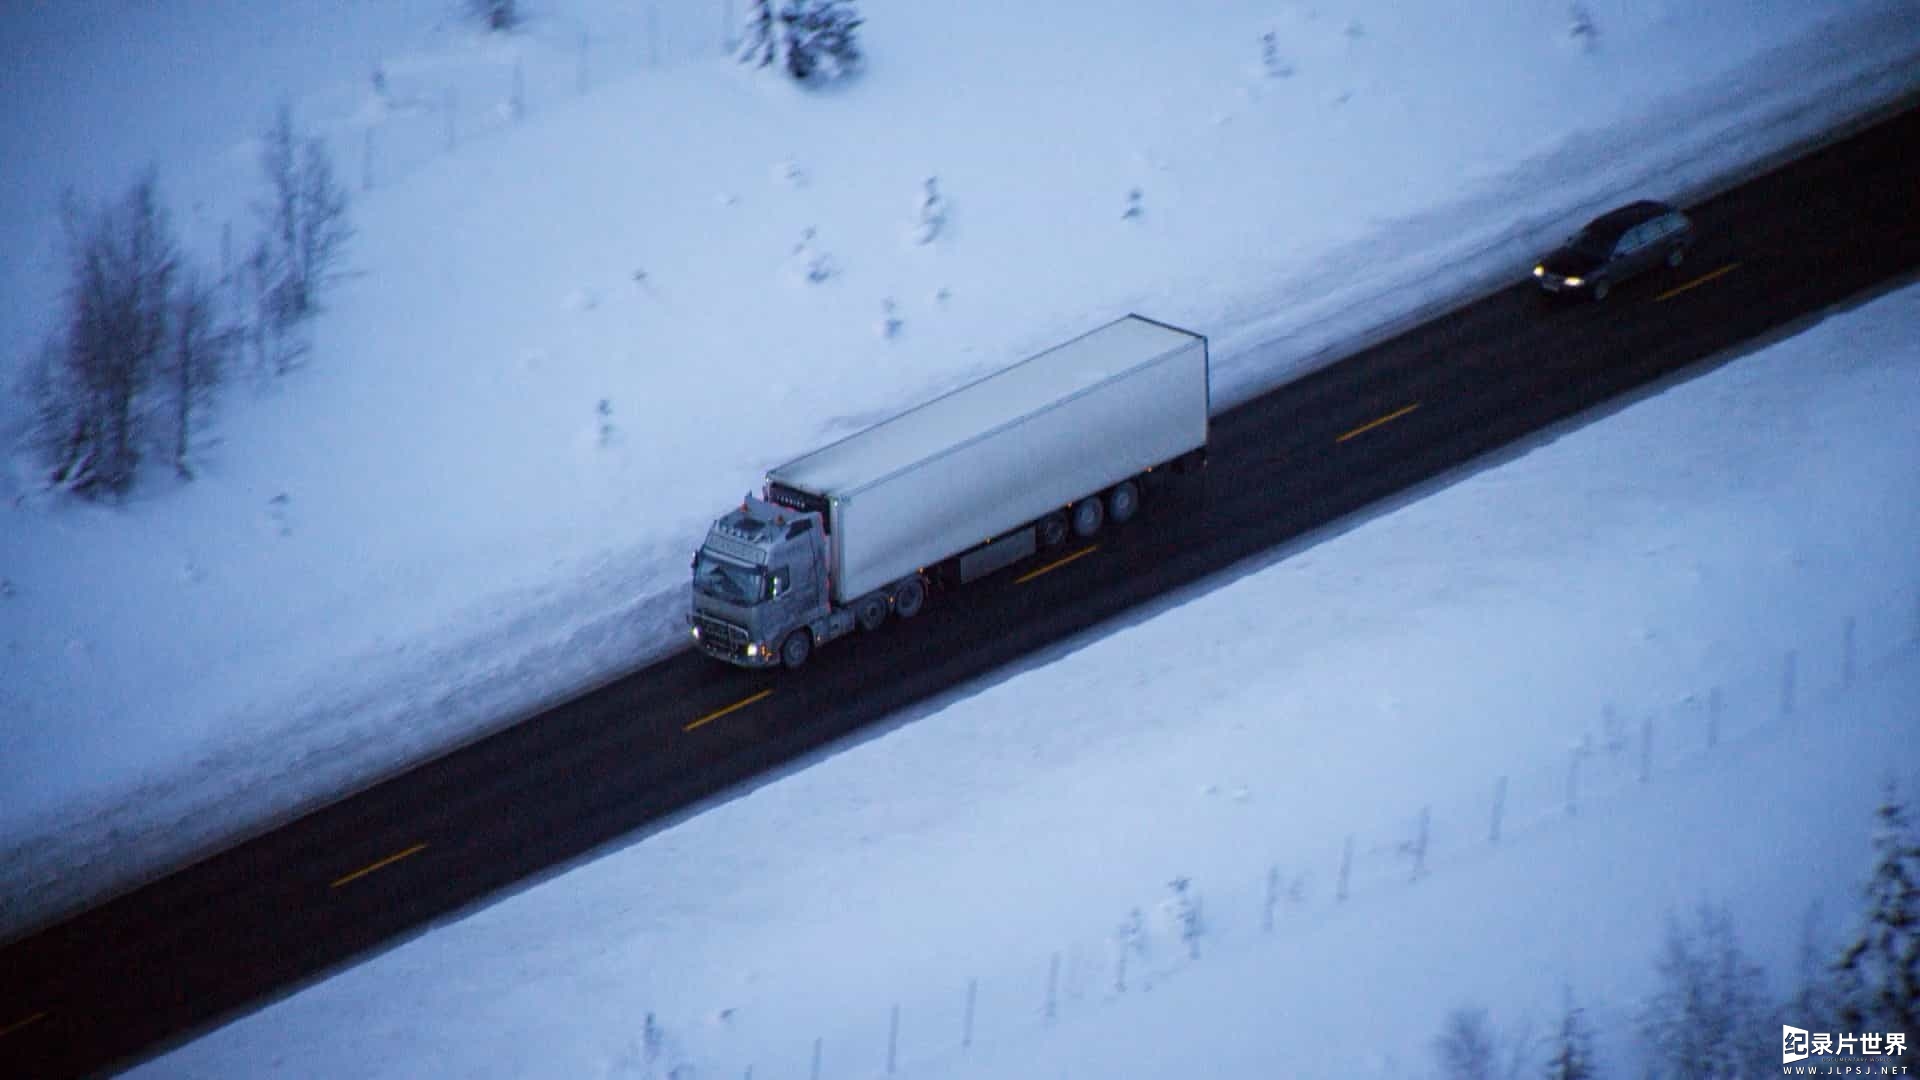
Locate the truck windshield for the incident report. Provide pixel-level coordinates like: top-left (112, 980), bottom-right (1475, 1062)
top-left (693, 550), bottom-right (767, 605)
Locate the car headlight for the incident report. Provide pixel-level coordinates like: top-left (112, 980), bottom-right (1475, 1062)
top-left (745, 642), bottom-right (760, 658)
top-left (1532, 265), bottom-right (1545, 278)
top-left (1563, 276), bottom-right (1584, 288)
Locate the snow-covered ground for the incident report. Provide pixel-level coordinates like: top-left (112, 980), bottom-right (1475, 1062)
top-left (140, 280), bottom-right (1920, 1078)
top-left (3, 0), bottom-right (1918, 948)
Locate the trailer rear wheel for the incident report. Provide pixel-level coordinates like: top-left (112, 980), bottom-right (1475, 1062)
top-left (1071, 496), bottom-right (1105, 538)
top-left (856, 594), bottom-right (889, 632)
top-left (1106, 480), bottom-right (1140, 525)
top-left (893, 575), bottom-right (927, 619)
top-left (780, 629), bottom-right (813, 669)
top-left (1037, 512), bottom-right (1069, 549)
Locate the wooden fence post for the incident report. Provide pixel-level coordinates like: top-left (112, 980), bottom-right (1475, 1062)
top-left (887, 1003), bottom-right (898, 1074)
top-left (962, 977), bottom-right (976, 1049)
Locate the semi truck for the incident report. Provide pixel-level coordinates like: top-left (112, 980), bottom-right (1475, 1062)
top-left (688, 314), bottom-right (1210, 669)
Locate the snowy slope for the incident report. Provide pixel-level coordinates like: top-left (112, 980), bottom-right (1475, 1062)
top-left (4, 0), bottom-right (1920, 939)
top-left (141, 279), bottom-right (1920, 1080)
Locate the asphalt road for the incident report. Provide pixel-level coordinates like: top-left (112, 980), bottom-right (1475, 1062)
top-left (4, 102), bottom-right (1917, 1078)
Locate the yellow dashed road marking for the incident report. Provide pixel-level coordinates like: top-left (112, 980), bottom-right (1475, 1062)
top-left (330, 843), bottom-right (429, 889)
top-left (1656, 262), bottom-right (1741, 302)
top-left (1016, 545), bottom-right (1099, 584)
top-left (1337, 402), bottom-right (1421, 444)
top-left (0, 1011), bottom-right (47, 1039)
top-left (686, 689), bottom-right (774, 733)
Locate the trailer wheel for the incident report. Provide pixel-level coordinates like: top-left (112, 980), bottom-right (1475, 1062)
top-left (779, 628), bottom-right (813, 669)
top-left (1106, 480), bottom-right (1140, 526)
top-left (1037, 512), bottom-right (1069, 549)
top-left (893, 575), bottom-right (927, 619)
top-left (856, 594), bottom-right (889, 633)
top-left (1071, 496), bottom-right (1105, 538)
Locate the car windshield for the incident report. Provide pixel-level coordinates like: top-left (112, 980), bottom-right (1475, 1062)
top-left (693, 550), bottom-right (767, 605)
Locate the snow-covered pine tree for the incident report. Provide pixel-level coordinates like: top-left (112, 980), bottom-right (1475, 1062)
top-left (1164, 876), bottom-right (1202, 959)
top-left (253, 102), bottom-right (351, 334)
top-left (911, 175), bottom-right (948, 244)
top-left (1261, 31), bottom-right (1293, 78)
top-left (166, 266), bottom-right (231, 480)
top-left (241, 240), bottom-right (305, 374)
top-left (1568, 3), bottom-right (1598, 51)
top-left (597, 399), bottom-right (616, 447)
top-left (1789, 901), bottom-right (1844, 1034)
top-left (779, 1), bottom-right (817, 80)
top-left (268, 492), bottom-right (292, 537)
top-left (469, 0), bottom-right (518, 33)
top-left (1433, 1007), bottom-right (1497, 1080)
top-left (738, 0), bottom-right (777, 68)
top-left (296, 131), bottom-right (351, 311)
top-left (1639, 903), bottom-right (1772, 1078)
top-left (779, 0), bottom-right (863, 81)
top-left (788, 226), bottom-right (837, 283)
top-left (1835, 782), bottom-right (1920, 1038)
top-left (36, 173), bottom-right (178, 497)
top-left (1543, 990), bottom-right (1597, 1080)
top-left (642, 1011), bottom-right (663, 1073)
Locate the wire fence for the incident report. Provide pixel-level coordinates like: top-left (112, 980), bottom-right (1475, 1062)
top-left (338, 2), bottom-right (735, 196)
top-left (187, 2), bottom-right (739, 385)
top-left (192, 2), bottom-right (733, 293)
top-left (648, 590), bottom-right (1920, 1079)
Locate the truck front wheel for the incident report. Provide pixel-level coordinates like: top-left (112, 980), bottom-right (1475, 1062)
top-left (856, 594), bottom-right (889, 632)
top-left (893, 575), bottom-right (926, 619)
top-left (780, 629), bottom-right (813, 669)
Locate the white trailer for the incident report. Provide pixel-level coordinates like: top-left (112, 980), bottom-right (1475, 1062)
top-left (690, 315), bottom-right (1209, 669)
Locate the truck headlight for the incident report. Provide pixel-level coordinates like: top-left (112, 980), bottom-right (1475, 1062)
top-left (1564, 276), bottom-right (1584, 288)
top-left (690, 626), bottom-right (702, 640)
top-left (1532, 265), bottom-right (1545, 278)
top-left (745, 642), bottom-right (760, 658)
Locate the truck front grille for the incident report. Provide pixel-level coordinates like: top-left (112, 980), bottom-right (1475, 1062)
top-left (692, 613), bottom-right (750, 656)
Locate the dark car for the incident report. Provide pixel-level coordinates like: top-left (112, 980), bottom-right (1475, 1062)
top-left (1533, 200), bottom-right (1693, 300)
